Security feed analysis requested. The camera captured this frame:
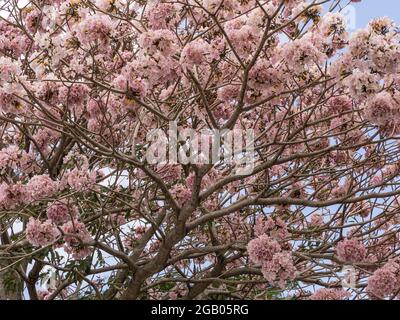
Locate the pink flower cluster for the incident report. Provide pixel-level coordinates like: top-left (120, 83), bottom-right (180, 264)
top-left (32, 128), bottom-right (61, 155)
top-left (317, 12), bottom-right (348, 52)
top-left (46, 199), bottom-right (78, 225)
top-left (366, 260), bottom-right (400, 299)
top-left (347, 70), bottom-right (381, 100)
top-left (261, 252), bottom-right (297, 288)
top-left (247, 234), bottom-right (296, 288)
top-left (26, 212), bottom-right (92, 260)
top-left (0, 84), bottom-right (23, 115)
top-left (364, 92), bottom-right (400, 134)
top-left (364, 92), bottom-right (394, 125)
top-left (123, 225), bottom-right (147, 250)
top-left (26, 218), bottom-right (59, 247)
top-left (224, 18), bottom-right (261, 57)
top-left (0, 182), bottom-right (30, 210)
top-left (126, 53), bottom-right (180, 90)
top-left (309, 288), bottom-right (351, 300)
top-left (0, 56), bottom-right (20, 82)
top-left (61, 220), bottom-right (93, 260)
top-left (248, 234), bottom-right (281, 264)
top-left (254, 216), bottom-right (289, 240)
top-left (180, 39), bottom-right (217, 70)
top-left (0, 20), bottom-right (30, 57)
top-left (145, 2), bottom-right (180, 30)
top-left (58, 84), bottom-right (90, 110)
top-left (283, 36), bottom-right (325, 73)
top-left (170, 183), bottom-right (192, 206)
top-left (138, 30), bottom-right (177, 57)
top-left (113, 71), bottom-right (147, 99)
top-left (157, 164), bottom-right (183, 183)
top-left (336, 238), bottom-right (367, 263)
top-left (64, 167), bottom-right (97, 192)
top-left (0, 174), bottom-right (61, 209)
top-left (0, 145), bottom-right (33, 173)
top-left (248, 59), bottom-right (280, 92)
top-left (35, 81), bottom-right (61, 105)
top-left (328, 96), bottom-right (353, 114)
top-left (76, 14), bottom-right (113, 46)
top-left (27, 174), bottom-right (59, 200)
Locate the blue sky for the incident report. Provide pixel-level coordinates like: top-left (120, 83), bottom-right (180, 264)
top-left (353, 0), bottom-right (400, 27)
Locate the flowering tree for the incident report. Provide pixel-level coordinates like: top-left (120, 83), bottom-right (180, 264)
top-left (1, 0), bottom-right (400, 300)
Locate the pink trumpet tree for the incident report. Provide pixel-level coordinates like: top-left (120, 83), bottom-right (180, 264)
top-left (1, 0), bottom-right (400, 300)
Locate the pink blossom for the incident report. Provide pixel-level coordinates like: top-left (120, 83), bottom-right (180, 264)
top-left (217, 85), bottom-right (239, 104)
top-left (336, 238), bottom-right (367, 263)
top-left (26, 218), bottom-right (59, 247)
top-left (27, 174), bottom-right (58, 200)
top-left (0, 182), bottom-right (30, 209)
top-left (76, 14), bottom-right (113, 45)
top-left (346, 69), bottom-right (380, 99)
top-left (170, 183), bottom-right (192, 206)
top-left (254, 216), bottom-right (289, 240)
top-left (64, 168), bottom-right (97, 192)
top-left (35, 80), bottom-right (61, 105)
top-left (224, 19), bottom-right (261, 57)
top-left (248, 59), bottom-right (280, 91)
top-left (247, 234), bottom-right (282, 265)
top-left (328, 96), bottom-right (353, 114)
top-left (32, 128), bottom-right (60, 155)
top-left (61, 220), bottom-right (92, 260)
top-left (0, 20), bottom-right (30, 56)
top-left (157, 164), bottom-right (182, 182)
top-left (283, 36), bottom-right (325, 72)
top-left (309, 288), bottom-right (351, 300)
top-left (146, 2), bottom-right (180, 30)
top-left (0, 145), bottom-right (31, 172)
top-left (58, 84), bottom-right (90, 106)
top-left (46, 199), bottom-right (78, 225)
top-left (366, 260), bottom-right (400, 299)
top-left (0, 56), bottom-right (20, 83)
top-left (261, 252), bottom-right (297, 289)
top-left (180, 39), bottom-right (217, 69)
top-left (0, 86), bottom-right (23, 114)
top-left (364, 92), bottom-right (397, 128)
top-left (23, 8), bottom-right (42, 33)
top-left (113, 73), bottom-right (148, 98)
top-left (138, 30), bottom-right (177, 57)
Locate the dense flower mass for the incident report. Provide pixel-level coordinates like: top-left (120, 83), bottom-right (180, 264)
top-left (27, 174), bottom-right (59, 200)
top-left (248, 226), bottom-right (296, 288)
top-left (0, 182), bottom-right (30, 210)
top-left (61, 220), bottom-right (93, 260)
top-left (364, 92), bottom-right (398, 129)
top-left (3, 0), bottom-right (400, 301)
top-left (248, 235), bottom-right (282, 265)
top-left (366, 260), bottom-right (400, 299)
top-left (309, 288), bottom-right (351, 300)
top-left (261, 252), bottom-right (297, 288)
top-left (46, 199), bottom-right (78, 225)
top-left (336, 238), bottom-right (367, 263)
top-left (26, 218), bottom-right (59, 247)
